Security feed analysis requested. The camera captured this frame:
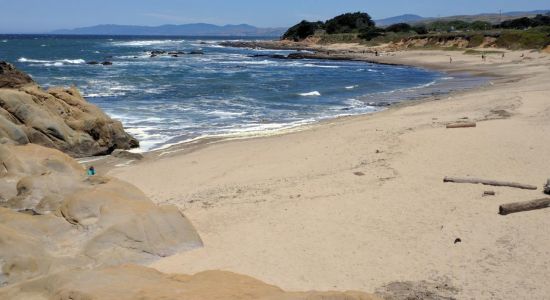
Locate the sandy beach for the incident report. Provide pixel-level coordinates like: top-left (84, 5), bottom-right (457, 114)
top-left (109, 47), bottom-right (550, 299)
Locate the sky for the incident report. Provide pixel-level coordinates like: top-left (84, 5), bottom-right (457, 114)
top-left (0, 0), bottom-right (549, 33)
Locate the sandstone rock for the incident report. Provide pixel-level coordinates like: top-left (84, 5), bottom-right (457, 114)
top-left (0, 143), bottom-right (202, 285)
top-left (0, 62), bottom-right (34, 89)
top-left (111, 149), bottom-right (144, 160)
top-left (0, 265), bottom-right (380, 300)
top-left (0, 63), bottom-right (139, 157)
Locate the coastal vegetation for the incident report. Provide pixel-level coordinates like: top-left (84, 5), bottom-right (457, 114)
top-left (282, 12), bottom-right (550, 50)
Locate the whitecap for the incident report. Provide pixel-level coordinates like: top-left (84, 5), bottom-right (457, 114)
top-left (1, 40), bottom-right (7, 43)
top-left (299, 91), bottom-right (321, 97)
top-left (60, 59), bottom-right (86, 64)
top-left (44, 62), bottom-right (64, 67)
top-left (18, 57), bottom-right (49, 63)
top-left (345, 85), bottom-right (359, 89)
top-left (303, 63), bottom-right (340, 69)
top-left (111, 40), bottom-right (185, 47)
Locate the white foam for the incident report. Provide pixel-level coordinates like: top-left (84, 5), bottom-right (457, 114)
top-left (18, 57), bottom-right (85, 66)
top-left (1, 40), bottom-right (7, 43)
top-left (44, 62), bottom-right (64, 67)
top-left (303, 63), bottom-right (340, 69)
top-left (111, 40), bottom-right (185, 47)
top-left (299, 91), bottom-right (321, 97)
top-left (61, 59), bottom-right (85, 64)
top-left (207, 110), bottom-right (246, 118)
top-left (345, 85), bottom-right (359, 89)
top-left (18, 57), bottom-right (49, 63)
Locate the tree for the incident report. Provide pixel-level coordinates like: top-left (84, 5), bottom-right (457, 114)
top-left (470, 21), bottom-right (492, 31)
top-left (385, 23), bottom-right (412, 33)
top-left (325, 12), bottom-right (375, 34)
top-left (412, 25), bottom-right (428, 34)
top-left (358, 27), bottom-right (384, 41)
top-left (282, 20), bottom-right (324, 41)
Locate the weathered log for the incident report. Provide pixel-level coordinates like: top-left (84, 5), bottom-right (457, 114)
top-left (443, 177), bottom-right (537, 190)
top-left (446, 122), bottom-right (477, 129)
top-left (544, 179), bottom-right (550, 195)
top-left (483, 191), bottom-right (496, 196)
top-left (499, 198), bottom-right (550, 215)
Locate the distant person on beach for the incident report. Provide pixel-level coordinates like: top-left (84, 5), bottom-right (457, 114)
top-left (449, 56), bottom-right (453, 64)
top-left (87, 166), bottom-right (96, 176)
top-left (375, 50), bottom-right (379, 56)
top-left (481, 54), bottom-right (486, 62)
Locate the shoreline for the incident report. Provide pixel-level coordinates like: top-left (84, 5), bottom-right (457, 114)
top-left (91, 44), bottom-right (497, 171)
top-left (108, 45), bottom-right (550, 299)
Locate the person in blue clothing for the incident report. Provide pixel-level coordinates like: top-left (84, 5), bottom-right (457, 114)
top-left (87, 166), bottom-right (96, 176)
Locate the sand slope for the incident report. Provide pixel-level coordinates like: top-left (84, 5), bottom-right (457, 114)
top-left (112, 49), bottom-right (550, 299)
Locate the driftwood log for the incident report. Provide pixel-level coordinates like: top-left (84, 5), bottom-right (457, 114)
top-left (499, 198), bottom-right (550, 215)
top-left (483, 191), bottom-right (496, 196)
top-left (544, 179), bottom-right (550, 195)
top-left (443, 177), bottom-right (537, 190)
top-left (446, 122), bottom-right (477, 129)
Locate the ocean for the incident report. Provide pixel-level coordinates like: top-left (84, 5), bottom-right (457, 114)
top-left (0, 35), bottom-right (485, 151)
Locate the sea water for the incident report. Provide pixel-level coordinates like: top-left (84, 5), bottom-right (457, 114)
top-left (0, 35), bottom-right (485, 151)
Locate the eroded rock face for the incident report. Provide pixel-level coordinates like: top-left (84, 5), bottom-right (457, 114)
top-left (0, 143), bottom-right (202, 286)
top-left (0, 62), bottom-right (34, 89)
top-left (0, 265), bottom-right (380, 300)
top-left (0, 61), bottom-right (138, 157)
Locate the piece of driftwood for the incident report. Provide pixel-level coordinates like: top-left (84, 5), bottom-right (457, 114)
top-left (499, 198), bottom-right (550, 215)
top-left (483, 191), bottom-right (496, 196)
top-left (544, 179), bottom-right (550, 195)
top-left (443, 177), bottom-right (537, 190)
top-left (446, 122), bottom-right (476, 129)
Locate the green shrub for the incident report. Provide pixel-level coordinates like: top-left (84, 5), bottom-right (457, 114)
top-left (468, 34), bottom-right (485, 47)
top-left (496, 30), bottom-right (550, 49)
top-left (386, 23), bottom-right (412, 33)
top-left (325, 12), bottom-right (375, 34)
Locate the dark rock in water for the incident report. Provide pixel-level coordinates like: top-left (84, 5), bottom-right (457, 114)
top-left (168, 51), bottom-right (186, 55)
top-left (150, 54), bottom-right (157, 58)
top-left (250, 54), bottom-right (287, 59)
top-left (171, 54), bottom-right (179, 57)
top-left (112, 149), bottom-right (144, 160)
top-left (0, 61), bottom-right (139, 157)
top-left (86, 61), bottom-right (99, 65)
top-left (100, 61), bottom-right (113, 66)
top-left (189, 50), bottom-right (204, 55)
top-left (200, 41), bottom-right (208, 44)
top-left (150, 50), bottom-right (166, 55)
top-left (0, 61), bottom-right (35, 89)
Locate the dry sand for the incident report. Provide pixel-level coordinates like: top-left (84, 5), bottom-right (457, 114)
top-left (111, 48), bottom-right (550, 299)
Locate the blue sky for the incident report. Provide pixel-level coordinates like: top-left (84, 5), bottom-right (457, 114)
top-left (0, 0), bottom-right (549, 33)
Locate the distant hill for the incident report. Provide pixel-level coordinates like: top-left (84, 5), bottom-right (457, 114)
top-left (375, 9), bottom-right (549, 26)
top-left (375, 14), bottom-right (427, 27)
top-left (51, 23), bottom-right (287, 37)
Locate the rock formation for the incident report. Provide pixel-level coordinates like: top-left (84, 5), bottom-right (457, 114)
top-left (0, 265), bottom-right (379, 300)
top-left (0, 61), bottom-right (138, 157)
top-left (0, 143), bottom-right (202, 286)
